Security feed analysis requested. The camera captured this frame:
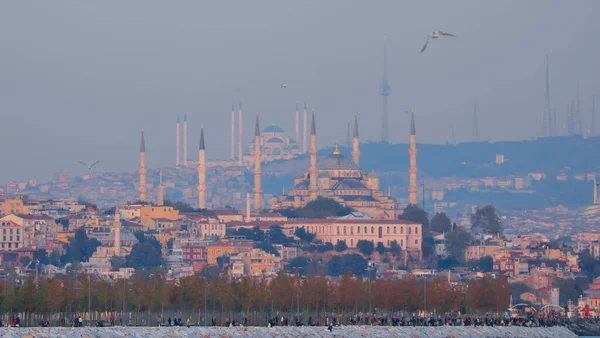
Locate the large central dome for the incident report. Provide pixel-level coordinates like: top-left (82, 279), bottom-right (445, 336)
top-left (317, 153), bottom-right (359, 170)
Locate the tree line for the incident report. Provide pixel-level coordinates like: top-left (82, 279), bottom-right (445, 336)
top-left (0, 268), bottom-right (511, 327)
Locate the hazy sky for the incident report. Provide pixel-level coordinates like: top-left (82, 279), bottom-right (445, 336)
top-left (1, 1), bottom-right (599, 181)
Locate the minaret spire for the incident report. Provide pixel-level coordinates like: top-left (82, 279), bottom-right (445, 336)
top-left (113, 206), bottom-right (121, 257)
top-left (157, 169), bottom-right (164, 206)
top-left (138, 127), bottom-right (148, 201)
top-left (238, 102), bottom-right (243, 165)
top-left (308, 109), bottom-right (318, 201)
top-left (176, 114), bottom-right (181, 166)
top-left (408, 108), bottom-right (418, 205)
top-left (231, 104), bottom-right (235, 160)
top-left (352, 113), bottom-right (360, 165)
top-left (253, 112), bottom-right (263, 211)
top-left (183, 113), bottom-right (188, 166)
top-left (198, 125), bottom-right (206, 209)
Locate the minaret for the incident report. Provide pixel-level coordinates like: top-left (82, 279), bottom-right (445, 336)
top-left (352, 113), bottom-right (360, 165)
top-left (231, 104), bottom-right (235, 160)
top-left (408, 109), bottom-right (418, 205)
top-left (198, 125), bottom-right (206, 209)
top-left (308, 109), bottom-right (318, 201)
top-left (183, 113), bottom-right (188, 167)
top-left (238, 103), bottom-right (243, 165)
top-left (253, 112), bottom-right (262, 210)
top-left (176, 115), bottom-right (181, 166)
top-left (113, 207), bottom-right (121, 257)
top-left (157, 169), bottom-right (164, 206)
top-left (295, 103), bottom-right (299, 146)
top-left (245, 193), bottom-right (251, 222)
top-left (138, 127), bottom-right (147, 201)
top-left (303, 102), bottom-right (308, 153)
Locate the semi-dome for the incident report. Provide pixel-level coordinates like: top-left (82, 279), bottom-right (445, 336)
top-left (263, 125), bottom-right (284, 133)
top-left (293, 179), bottom-right (310, 189)
top-left (266, 137), bottom-right (285, 144)
top-left (332, 179), bottom-right (369, 191)
top-left (317, 153), bottom-right (359, 170)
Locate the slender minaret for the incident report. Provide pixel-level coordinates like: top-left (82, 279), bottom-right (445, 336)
top-left (176, 115), bottom-right (181, 166)
top-left (309, 109), bottom-right (318, 201)
top-left (245, 193), bottom-right (251, 222)
top-left (198, 125), bottom-right (206, 209)
top-left (238, 103), bottom-right (243, 165)
top-left (408, 109), bottom-right (418, 205)
top-left (157, 169), bottom-right (164, 206)
top-left (303, 102), bottom-right (308, 153)
top-left (295, 103), bottom-right (299, 146)
top-left (352, 113), bottom-right (360, 165)
top-left (231, 104), bottom-right (235, 160)
top-left (183, 113), bottom-right (188, 166)
top-left (138, 127), bottom-right (148, 201)
top-left (113, 207), bottom-right (121, 257)
top-left (253, 113), bottom-right (262, 210)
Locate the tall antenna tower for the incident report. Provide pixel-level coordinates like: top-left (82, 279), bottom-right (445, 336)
top-left (592, 96), bottom-right (596, 137)
top-left (473, 97), bottom-right (479, 141)
top-left (577, 85), bottom-right (582, 135)
top-left (542, 54), bottom-right (552, 137)
top-left (380, 34), bottom-right (392, 143)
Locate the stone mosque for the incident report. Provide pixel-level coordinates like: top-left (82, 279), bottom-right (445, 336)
top-left (271, 111), bottom-right (419, 220)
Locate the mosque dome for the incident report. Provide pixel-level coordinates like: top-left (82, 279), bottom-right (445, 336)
top-left (332, 179), bottom-right (369, 191)
top-left (318, 153), bottom-right (359, 170)
top-left (263, 125), bottom-right (284, 133)
top-left (368, 171), bottom-right (378, 178)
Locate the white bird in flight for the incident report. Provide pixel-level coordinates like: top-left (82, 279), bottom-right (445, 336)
top-left (281, 84), bottom-right (287, 89)
top-left (78, 160), bottom-right (100, 170)
top-left (421, 31), bottom-right (457, 53)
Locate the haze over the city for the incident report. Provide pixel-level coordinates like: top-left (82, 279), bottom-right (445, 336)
top-left (1, 0), bottom-right (599, 181)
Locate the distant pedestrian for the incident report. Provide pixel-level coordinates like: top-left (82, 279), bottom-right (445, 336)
top-left (186, 318), bottom-right (190, 328)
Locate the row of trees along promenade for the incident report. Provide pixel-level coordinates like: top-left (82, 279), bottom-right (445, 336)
top-left (0, 269), bottom-right (511, 327)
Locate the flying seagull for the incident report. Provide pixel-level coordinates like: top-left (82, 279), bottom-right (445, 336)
top-left (78, 160), bottom-right (100, 170)
top-left (421, 31), bottom-right (457, 53)
top-left (281, 84), bottom-right (287, 89)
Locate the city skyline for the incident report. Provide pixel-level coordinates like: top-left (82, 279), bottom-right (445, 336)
top-left (1, 1), bottom-right (599, 181)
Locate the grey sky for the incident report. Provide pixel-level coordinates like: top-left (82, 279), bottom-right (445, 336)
top-left (1, 1), bottom-right (598, 181)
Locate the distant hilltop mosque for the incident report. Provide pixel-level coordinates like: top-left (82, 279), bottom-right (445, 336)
top-left (271, 110), bottom-right (419, 220)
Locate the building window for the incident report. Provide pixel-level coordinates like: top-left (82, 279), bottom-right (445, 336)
top-left (401, 240), bottom-right (403, 246)
top-left (415, 227), bottom-right (418, 234)
top-left (408, 227), bottom-right (412, 234)
top-left (387, 226), bottom-right (390, 234)
top-left (401, 227), bottom-right (404, 234)
top-left (393, 227), bottom-right (397, 234)
top-left (337, 226), bottom-right (340, 235)
top-left (364, 226), bottom-right (367, 234)
top-left (357, 227), bottom-right (360, 234)
top-left (415, 239), bottom-right (418, 245)
top-left (343, 227), bottom-right (346, 235)
top-left (350, 227), bottom-right (353, 235)
top-left (351, 239), bottom-right (354, 246)
top-left (371, 226), bottom-right (374, 234)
